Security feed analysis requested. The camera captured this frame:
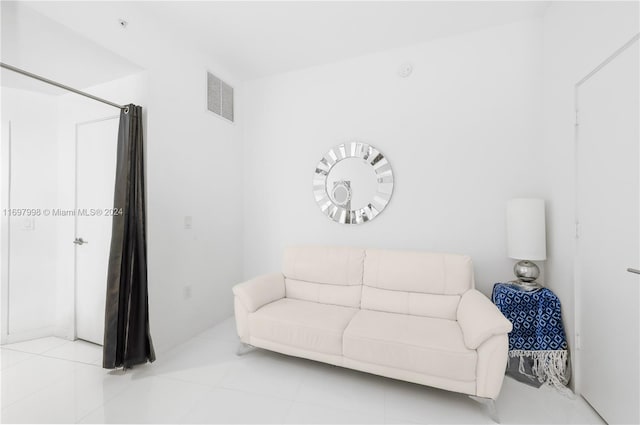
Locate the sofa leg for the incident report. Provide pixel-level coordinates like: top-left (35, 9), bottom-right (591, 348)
top-left (236, 342), bottom-right (255, 356)
top-left (469, 395), bottom-right (499, 423)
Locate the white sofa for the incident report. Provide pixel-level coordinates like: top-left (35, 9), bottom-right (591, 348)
top-left (232, 246), bottom-right (512, 415)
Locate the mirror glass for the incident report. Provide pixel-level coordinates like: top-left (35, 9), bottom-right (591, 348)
top-left (313, 142), bottom-right (394, 224)
top-left (330, 181), bottom-right (351, 206)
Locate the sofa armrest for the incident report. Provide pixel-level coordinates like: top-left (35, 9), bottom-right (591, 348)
top-left (232, 272), bottom-right (285, 313)
top-left (457, 289), bottom-right (512, 349)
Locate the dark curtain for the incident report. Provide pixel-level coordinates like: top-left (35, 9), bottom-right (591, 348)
top-left (103, 104), bottom-right (155, 369)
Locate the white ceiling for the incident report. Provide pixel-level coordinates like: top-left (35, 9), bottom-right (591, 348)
top-left (0, 2), bottom-right (141, 94)
top-left (8, 1), bottom-right (549, 84)
top-left (139, 1), bottom-right (550, 80)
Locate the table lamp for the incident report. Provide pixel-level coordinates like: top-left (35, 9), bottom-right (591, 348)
top-left (506, 198), bottom-right (546, 289)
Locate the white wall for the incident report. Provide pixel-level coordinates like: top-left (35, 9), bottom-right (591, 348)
top-left (62, 18), bottom-right (245, 355)
top-left (241, 19), bottom-right (545, 297)
top-left (1, 87), bottom-right (59, 343)
top-left (541, 1), bottom-right (639, 391)
top-left (141, 39), bottom-right (243, 355)
top-left (3, 2), bottom-right (245, 354)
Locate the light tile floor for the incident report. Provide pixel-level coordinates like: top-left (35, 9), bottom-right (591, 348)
top-left (1, 317), bottom-right (604, 424)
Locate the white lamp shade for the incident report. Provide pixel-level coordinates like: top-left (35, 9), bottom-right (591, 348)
top-left (506, 198), bottom-right (547, 261)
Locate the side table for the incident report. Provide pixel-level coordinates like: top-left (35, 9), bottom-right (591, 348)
top-left (492, 282), bottom-right (571, 393)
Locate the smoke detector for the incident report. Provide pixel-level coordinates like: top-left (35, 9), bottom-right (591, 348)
top-left (398, 62), bottom-right (413, 78)
top-left (118, 19), bottom-right (128, 29)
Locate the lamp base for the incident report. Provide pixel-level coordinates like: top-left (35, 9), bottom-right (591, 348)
top-left (512, 260), bottom-right (542, 291)
top-left (514, 260), bottom-right (540, 281)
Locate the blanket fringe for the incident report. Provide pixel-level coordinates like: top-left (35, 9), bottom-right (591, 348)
top-left (510, 350), bottom-right (573, 398)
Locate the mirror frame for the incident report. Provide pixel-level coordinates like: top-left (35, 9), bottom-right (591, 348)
top-left (313, 142), bottom-right (394, 224)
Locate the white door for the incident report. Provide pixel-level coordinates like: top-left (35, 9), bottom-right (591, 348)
top-left (576, 37), bottom-right (639, 424)
top-left (75, 117), bottom-right (119, 345)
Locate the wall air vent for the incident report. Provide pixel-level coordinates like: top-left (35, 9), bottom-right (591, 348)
top-left (207, 71), bottom-right (234, 122)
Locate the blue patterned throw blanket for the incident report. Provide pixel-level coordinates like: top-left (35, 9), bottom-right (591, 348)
top-left (492, 283), bottom-right (571, 393)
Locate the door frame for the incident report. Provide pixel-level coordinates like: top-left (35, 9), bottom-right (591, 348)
top-left (573, 32), bottom-right (640, 396)
top-left (73, 115), bottom-right (119, 341)
top-left (1, 120), bottom-right (11, 345)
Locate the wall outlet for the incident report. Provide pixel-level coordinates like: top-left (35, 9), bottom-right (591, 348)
top-left (183, 285), bottom-right (192, 299)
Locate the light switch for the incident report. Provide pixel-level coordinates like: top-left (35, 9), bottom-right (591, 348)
top-left (184, 216), bottom-right (192, 230)
top-left (22, 217), bottom-right (35, 231)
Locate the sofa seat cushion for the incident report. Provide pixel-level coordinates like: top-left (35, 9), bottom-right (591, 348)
top-left (343, 310), bottom-right (477, 382)
top-left (249, 298), bottom-right (358, 355)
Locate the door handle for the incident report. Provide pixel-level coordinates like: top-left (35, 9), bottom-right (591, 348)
top-left (73, 237), bottom-right (88, 246)
top-left (627, 268), bottom-right (640, 275)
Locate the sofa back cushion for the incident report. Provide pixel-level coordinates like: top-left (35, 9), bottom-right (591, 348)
top-left (362, 249), bottom-right (474, 320)
top-left (282, 246), bottom-right (365, 308)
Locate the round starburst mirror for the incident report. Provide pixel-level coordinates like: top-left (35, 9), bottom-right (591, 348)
top-left (313, 142), bottom-right (394, 224)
